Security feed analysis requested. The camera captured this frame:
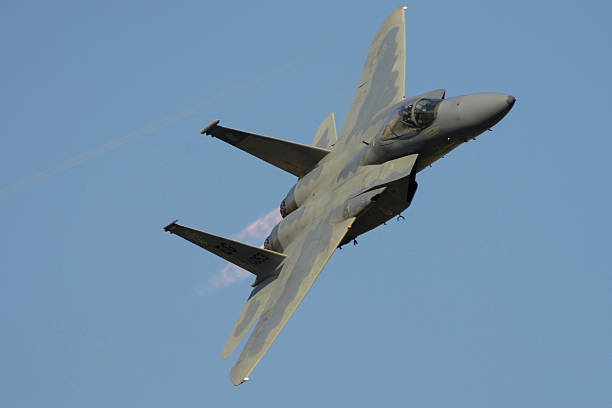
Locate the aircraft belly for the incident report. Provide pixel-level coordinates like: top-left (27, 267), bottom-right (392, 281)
top-left (340, 180), bottom-right (410, 245)
top-left (415, 141), bottom-right (462, 173)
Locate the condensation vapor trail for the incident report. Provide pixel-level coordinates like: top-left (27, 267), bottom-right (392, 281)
top-left (195, 209), bottom-right (282, 296)
top-left (0, 57), bottom-right (304, 198)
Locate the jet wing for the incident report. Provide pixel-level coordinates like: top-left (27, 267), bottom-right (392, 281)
top-left (223, 275), bottom-right (278, 360)
top-left (229, 214), bottom-right (355, 385)
top-left (338, 7), bottom-right (406, 148)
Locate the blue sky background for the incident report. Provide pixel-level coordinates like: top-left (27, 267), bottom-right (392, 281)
top-left (1, 0), bottom-right (611, 406)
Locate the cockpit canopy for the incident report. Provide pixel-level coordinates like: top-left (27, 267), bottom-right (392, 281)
top-left (381, 98), bottom-right (442, 141)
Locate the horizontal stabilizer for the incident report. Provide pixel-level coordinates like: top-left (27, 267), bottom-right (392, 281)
top-left (164, 221), bottom-right (286, 282)
top-left (202, 121), bottom-right (331, 178)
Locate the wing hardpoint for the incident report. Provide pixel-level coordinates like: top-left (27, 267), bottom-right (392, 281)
top-left (229, 216), bottom-right (355, 385)
top-left (338, 7), bottom-right (406, 147)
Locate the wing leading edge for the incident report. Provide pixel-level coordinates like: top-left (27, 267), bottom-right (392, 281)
top-left (338, 7), bottom-right (406, 148)
top-left (229, 215), bottom-right (355, 385)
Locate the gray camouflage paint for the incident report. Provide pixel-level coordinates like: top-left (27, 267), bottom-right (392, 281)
top-left (165, 6), bottom-right (515, 385)
top-left (222, 275), bottom-right (278, 359)
top-left (312, 112), bottom-right (337, 149)
top-left (204, 125), bottom-right (331, 178)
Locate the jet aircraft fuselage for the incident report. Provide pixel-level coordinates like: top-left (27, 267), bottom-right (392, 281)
top-left (164, 7), bottom-right (516, 385)
top-left (268, 92), bottom-right (515, 250)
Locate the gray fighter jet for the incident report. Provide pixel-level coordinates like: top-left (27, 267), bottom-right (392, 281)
top-left (164, 7), bottom-right (515, 385)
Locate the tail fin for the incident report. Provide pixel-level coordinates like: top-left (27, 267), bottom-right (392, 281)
top-left (163, 220), bottom-right (285, 286)
top-left (201, 120), bottom-right (330, 178)
top-left (312, 112), bottom-right (337, 149)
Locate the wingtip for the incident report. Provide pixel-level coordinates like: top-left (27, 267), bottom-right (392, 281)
top-left (231, 375), bottom-right (250, 386)
top-left (231, 363), bottom-right (255, 386)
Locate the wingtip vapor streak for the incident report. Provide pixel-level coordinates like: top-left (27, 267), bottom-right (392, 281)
top-left (164, 7), bottom-right (515, 385)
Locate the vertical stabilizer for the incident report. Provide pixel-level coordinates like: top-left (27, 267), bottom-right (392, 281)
top-left (312, 112), bottom-right (337, 149)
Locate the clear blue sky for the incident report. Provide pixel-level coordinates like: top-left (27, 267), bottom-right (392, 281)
top-left (1, 0), bottom-right (611, 406)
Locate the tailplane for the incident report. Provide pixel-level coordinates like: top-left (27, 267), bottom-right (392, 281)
top-left (163, 220), bottom-right (286, 286)
top-left (201, 120), bottom-right (330, 178)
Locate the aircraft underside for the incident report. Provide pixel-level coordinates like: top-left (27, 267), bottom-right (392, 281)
top-left (341, 140), bottom-right (464, 246)
top-left (340, 178), bottom-right (412, 246)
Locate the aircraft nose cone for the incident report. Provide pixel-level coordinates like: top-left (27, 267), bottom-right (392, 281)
top-left (506, 94), bottom-right (516, 107)
top-left (458, 93), bottom-right (515, 130)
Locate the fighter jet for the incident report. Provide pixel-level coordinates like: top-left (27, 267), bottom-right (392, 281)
top-left (164, 7), bottom-right (515, 385)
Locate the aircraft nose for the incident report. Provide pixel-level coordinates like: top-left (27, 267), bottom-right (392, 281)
top-left (458, 93), bottom-right (515, 130)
